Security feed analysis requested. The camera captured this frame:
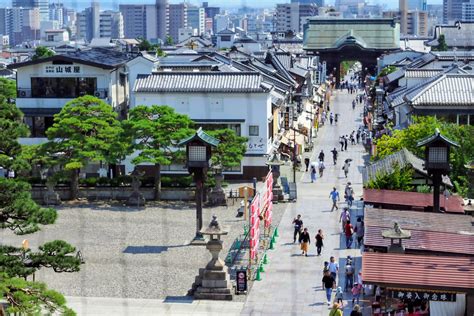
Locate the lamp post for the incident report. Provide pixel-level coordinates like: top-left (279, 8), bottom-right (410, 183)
top-left (179, 128), bottom-right (219, 244)
top-left (417, 128), bottom-right (459, 212)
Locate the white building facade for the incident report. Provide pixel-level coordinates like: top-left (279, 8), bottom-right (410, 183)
top-left (131, 72), bottom-right (273, 178)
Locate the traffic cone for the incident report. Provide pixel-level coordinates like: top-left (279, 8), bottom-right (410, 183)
top-left (269, 239), bottom-right (274, 250)
top-left (255, 268), bottom-right (262, 281)
top-left (263, 253), bottom-right (268, 264)
top-left (274, 227), bottom-right (279, 237)
top-left (259, 263), bottom-right (265, 272)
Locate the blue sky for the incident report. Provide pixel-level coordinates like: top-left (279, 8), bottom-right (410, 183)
top-left (0, 0), bottom-right (442, 10)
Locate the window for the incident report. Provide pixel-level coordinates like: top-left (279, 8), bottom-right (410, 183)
top-left (31, 77), bottom-right (97, 98)
top-left (220, 35), bottom-right (231, 41)
top-left (249, 125), bottom-right (259, 136)
top-left (24, 116), bottom-right (54, 137)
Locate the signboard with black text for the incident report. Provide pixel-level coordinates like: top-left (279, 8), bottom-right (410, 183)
top-left (391, 290), bottom-right (456, 302)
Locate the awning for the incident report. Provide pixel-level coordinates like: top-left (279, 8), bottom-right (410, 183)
top-left (280, 130), bottom-right (305, 147)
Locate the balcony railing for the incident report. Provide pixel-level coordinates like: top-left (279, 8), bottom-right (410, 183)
top-left (17, 88), bottom-right (109, 99)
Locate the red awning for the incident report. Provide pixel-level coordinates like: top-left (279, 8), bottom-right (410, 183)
top-left (363, 189), bottom-right (465, 214)
top-left (362, 252), bottom-right (474, 291)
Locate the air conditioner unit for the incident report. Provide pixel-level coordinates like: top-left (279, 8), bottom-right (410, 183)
top-left (94, 90), bottom-right (107, 98)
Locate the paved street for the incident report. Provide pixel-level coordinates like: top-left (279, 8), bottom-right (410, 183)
top-left (242, 87), bottom-right (367, 316)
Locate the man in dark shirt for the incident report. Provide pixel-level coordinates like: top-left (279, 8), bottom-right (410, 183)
top-left (292, 214), bottom-right (303, 243)
top-left (322, 270), bottom-right (336, 305)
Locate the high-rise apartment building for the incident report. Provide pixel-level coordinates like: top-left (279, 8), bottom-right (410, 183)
top-left (202, 1), bottom-right (220, 33)
top-left (49, 3), bottom-right (65, 26)
top-left (292, 0), bottom-right (324, 7)
top-left (187, 5), bottom-right (205, 35)
top-left (169, 3), bottom-right (187, 43)
top-left (77, 2), bottom-right (123, 41)
top-left (0, 7), bottom-right (41, 45)
top-left (384, 9), bottom-right (428, 36)
top-left (13, 0), bottom-right (49, 21)
top-left (443, 0), bottom-right (470, 23)
top-left (462, 0), bottom-right (474, 21)
top-left (275, 2), bottom-right (317, 33)
top-left (156, 0), bottom-right (169, 41)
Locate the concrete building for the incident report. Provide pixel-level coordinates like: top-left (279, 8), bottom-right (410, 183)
top-left (214, 14), bottom-right (231, 33)
top-left (169, 3), bottom-right (187, 44)
top-left (156, 0), bottom-right (169, 40)
top-left (462, 0), bottom-right (474, 21)
top-left (0, 7), bottom-right (41, 45)
top-left (408, 0), bottom-right (427, 10)
top-left (202, 1), bottom-right (220, 33)
top-left (49, 3), bottom-right (65, 26)
top-left (443, 0), bottom-right (470, 23)
top-left (275, 2), bottom-right (317, 33)
top-left (13, 0), bottom-right (49, 21)
top-left (293, 0), bottom-right (324, 7)
top-left (187, 5), bottom-right (205, 35)
top-left (77, 3), bottom-right (123, 42)
top-left (99, 10), bottom-right (124, 39)
top-left (178, 26), bottom-right (193, 42)
top-left (384, 9), bottom-right (428, 36)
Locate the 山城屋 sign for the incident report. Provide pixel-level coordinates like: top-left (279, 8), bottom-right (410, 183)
top-left (391, 290), bottom-right (456, 302)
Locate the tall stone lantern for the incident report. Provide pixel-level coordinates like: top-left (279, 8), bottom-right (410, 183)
top-left (179, 128), bottom-right (219, 244)
top-left (266, 153), bottom-right (284, 201)
top-left (190, 215), bottom-right (233, 300)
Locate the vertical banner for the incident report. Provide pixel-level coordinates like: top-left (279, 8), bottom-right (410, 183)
top-left (249, 194), bottom-right (260, 260)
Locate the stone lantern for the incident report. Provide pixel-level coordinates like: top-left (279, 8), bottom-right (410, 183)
top-left (417, 128), bottom-right (459, 212)
top-left (266, 153), bottom-right (284, 201)
top-left (190, 215), bottom-right (233, 300)
top-left (208, 164), bottom-right (226, 206)
top-left (382, 222), bottom-right (411, 253)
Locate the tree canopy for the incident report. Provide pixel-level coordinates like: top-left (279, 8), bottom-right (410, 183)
top-left (366, 163), bottom-right (414, 191)
top-left (432, 34), bottom-right (448, 51)
top-left (0, 100), bottom-right (80, 314)
top-left (206, 129), bottom-right (247, 170)
top-left (123, 105), bottom-right (194, 199)
top-left (374, 116), bottom-right (474, 195)
top-left (42, 96), bottom-right (125, 199)
top-left (0, 77), bottom-right (16, 100)
top-left (32, 46), bottom-right (54, 61)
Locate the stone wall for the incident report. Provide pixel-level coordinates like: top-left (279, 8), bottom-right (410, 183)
top-left (31, 186), bottom-right (195, 203)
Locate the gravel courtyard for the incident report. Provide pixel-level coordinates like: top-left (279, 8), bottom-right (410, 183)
top-left (0, 199), bottom-right (286, 300)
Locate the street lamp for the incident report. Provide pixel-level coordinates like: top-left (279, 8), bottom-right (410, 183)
top-left (417, 128), bottom-right (459, 212)
top-left (179, 127), bottom-right (220, 244)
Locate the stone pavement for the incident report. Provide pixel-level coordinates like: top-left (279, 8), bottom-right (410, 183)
top-left (65, 296), bottom-right (244, 316)
top-left (241, 88), bottom-right (368, 316)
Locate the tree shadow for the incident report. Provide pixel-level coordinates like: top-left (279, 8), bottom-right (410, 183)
top-left (123, 244), bottom-right (188, 254)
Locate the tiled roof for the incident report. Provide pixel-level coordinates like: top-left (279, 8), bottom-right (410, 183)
top-left (383, 68), bottom-right (404, 84)
top-left (134, 72), bottom-right (270, 93)
top-left (8, 47), bottom-right (133, 69)
top-left (405, 68), bottom-right (443, 78)
top-left (363, 252), bottom-right (474, 290)
top-left (363, 148), bottom-right (452, 186)
top-left (289, 66), bottom-right (309, 78)
top-left (217, 29), bottom-right (235, 35)
top-left (404, 74), bottom-right (474, 107)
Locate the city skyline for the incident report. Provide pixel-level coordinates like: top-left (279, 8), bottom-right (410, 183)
top-left (0, 0), bottom-right (443, 10)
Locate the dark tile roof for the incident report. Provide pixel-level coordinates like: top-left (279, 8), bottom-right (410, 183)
top-left (134, 72), bottom-right (270, 93)
top-left (8, 47), bottom-right (133, 69)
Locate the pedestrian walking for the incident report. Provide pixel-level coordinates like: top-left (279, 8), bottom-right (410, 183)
top-left (351, 304), bottom-right (362, 316)
top-left (331, 148), bottom-right (338, 165)
top-left (329, 303), bottom-right (343, 316)
top-left (322, 270), bottom-right (336, 306)
top-left (328, 256), bottom-right (339, 281)
top-left (345, 182), bottom-right (354, 207)
top-left (339, 136), bottom-right (345, 152)
top-left (351, 283), bottom-right (363, 305)
top-left (334, 113), bottom-right (339, 124)
top-left (339, 207), bottom-right (350, 232)
top-left (329, 187), bottom-right (340, 212)
top-left (356, 130), bottom-right (361, 144)
top-left (345, 220), bottom-right (354, 249)
top-left (344, 136), bottom-right (348, 151)
top-left (355, 217), bottom-right (365, 247)
top-left (343, 161), bottom-right (350, 178)
top-left (335, 287), bottom-right (344, 305)
top-left (299, 227), bottom-right (310, 256)
top-left (321, 111), bottom-right (327, 125)
top-left (350, 133), bottom-right (356, 145)
top-left (318, 150), bottom-right (325, 162)
top-left (315, 229), bottom-right (324, 256)
top-left (318, 160), bottom-right (325, 177)
top-left (310, 164), bottom-right (317, 183)
top-left (304, 157), bottom-right (310, 172)
top-left (329, 112), bottom-right (334, 125)
top-left (292, 215), bottom-right (303, 243)
top-left (345, 256), bottom-right (355, 291)
top-left (352, 99), bottom-right (356, 109)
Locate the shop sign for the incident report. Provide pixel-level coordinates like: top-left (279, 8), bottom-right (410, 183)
top-left (44, 65), bottom-right (81, 74)
top-left (391, 290), bottom-right (456, 302)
